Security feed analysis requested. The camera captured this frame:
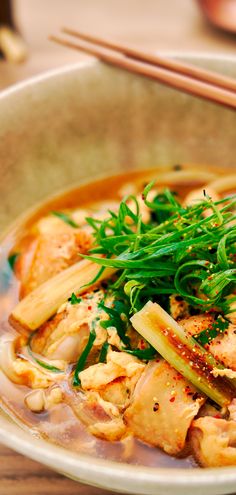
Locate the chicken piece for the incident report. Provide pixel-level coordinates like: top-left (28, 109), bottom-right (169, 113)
top-left (181, 315), bottom-right (236, 371)
top-left (16, 215), bottom-right (93, 297)
top-left (124, 360), bottom-right (204, 455)
top-left (36, 212), bottom-right (88, 234)
top-left (71, 390), bottom-right (126, 441)
top-left (99, 377), bottom-right (133, 409)
top-left (31, 290), bottom-right (108, 363)
top-left (207, 324), bottom-right (236, 371)
top-left (184, 187), bottom-right (219, 209)
top-left (190, 417), bottom-right (236, 467)
top-left (0, 335), bottom-right (57, 388)
top-left (79, 350), bottom-right (145, 391)
top-left (78, 350), bottom-right (145, 412)
top-left (180, 314), bottom-right (214, 337)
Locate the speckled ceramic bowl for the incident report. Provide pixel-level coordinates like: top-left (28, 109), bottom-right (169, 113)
top-left (0, 55), bottom-right (236, 495)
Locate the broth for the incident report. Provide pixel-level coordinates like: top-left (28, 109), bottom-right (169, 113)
top-left (0, 164), bottom-right (234, 469)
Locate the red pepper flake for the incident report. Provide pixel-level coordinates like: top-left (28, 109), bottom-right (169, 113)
top-left (88, 305), bottom-right (92, 310)
top-left (169, 397), bottom-right (175, 403)
top-left (140, 339), bottom-right (146, 350)
top-left (141, 193), bottom-right (145, 200)
top-left (213, 414), bottom-right (221, 419)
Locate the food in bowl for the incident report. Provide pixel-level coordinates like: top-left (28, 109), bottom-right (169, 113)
top-left (0, 164), bottom-right (236, 469)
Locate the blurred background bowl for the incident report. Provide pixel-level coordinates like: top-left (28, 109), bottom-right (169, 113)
top-left (197, 0), bottom-right (236, 33)
top-left (0, 56), bottom-right (236, 494)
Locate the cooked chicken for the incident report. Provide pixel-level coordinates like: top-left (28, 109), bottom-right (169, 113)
top-left (190, 417), bottom-right (236, 467)
top-left (15, 214), bottom-right (93, 297)
top-left (181, 314), bottom-right (236, 371)
top-left (124, 359), bottom-right (204, 455)
top-left (31, 290), bottom-right (108, 363)
top-left (184, 187), bottom-right (219, 210)
top-left (99, 377), bottom-right (134, 409)
top-left (0, 335), bottom-right (57, 388)
top-left (180, 314), bottom-right (214, 336)
top-left (79, 350), bottom-right (145, 394)
top-left (70, 390), bottom-right (126, 441)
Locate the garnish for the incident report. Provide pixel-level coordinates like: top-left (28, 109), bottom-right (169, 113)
top-left (73, 320), bottom-right (97, 386)
top-left (84, 185), bottom-right (236, 312)
top-left (99, 300), bottom-right (130, 346)
top-left (52, 211), bottom-right (79, 228)
top-left (68, 292), bottom-right (81, 305)
top-left (27, 334), bottom-right (63, 373)
top-left (194, 315), bottom-right (230, 346)
top-left (8, 253), bottom-right (19, 270)
top-left (124, 346), bottom-right (157, 360)
top-left (99, 341), bottom-right (109, 363)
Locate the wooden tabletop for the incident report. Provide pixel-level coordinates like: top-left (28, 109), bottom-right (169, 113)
top-left (1, 1), bottom-right (236, 493)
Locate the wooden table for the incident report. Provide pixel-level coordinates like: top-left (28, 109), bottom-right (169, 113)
top-left (1, 1), bottom-right (236, 493)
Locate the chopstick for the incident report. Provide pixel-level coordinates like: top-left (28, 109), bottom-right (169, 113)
top-left (62, 27), bottom-right (236, 93)
top-left (49, 30), bottom-right (236, 110)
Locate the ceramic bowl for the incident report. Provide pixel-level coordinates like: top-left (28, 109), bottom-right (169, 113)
top-left (0, 55), bottom-right (236, 495)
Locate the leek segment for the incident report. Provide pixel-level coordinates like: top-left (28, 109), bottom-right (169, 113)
top-left (131, 301), bottom-right (236, 407)
top-left (11, 260), bottom-right (116, 331)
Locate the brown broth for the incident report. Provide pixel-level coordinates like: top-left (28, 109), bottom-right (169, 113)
top-left (0, 165), bottom-right (233, 469)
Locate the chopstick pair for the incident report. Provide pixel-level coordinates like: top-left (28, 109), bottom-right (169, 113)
top-left (50, 28), bottom-right (236, 110)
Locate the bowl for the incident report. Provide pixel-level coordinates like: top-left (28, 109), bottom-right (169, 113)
top-left (197, 0), bottom-right (236, 33)
top-left (1, 55), bottom-right (236, 495)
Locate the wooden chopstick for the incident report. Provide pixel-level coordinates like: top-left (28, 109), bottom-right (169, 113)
top-left (62, 27), bottom-right (236, 93)
top-left (49, 34), bottom-right (236, 110)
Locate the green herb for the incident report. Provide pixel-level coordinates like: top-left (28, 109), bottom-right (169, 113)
top-left (84, 185), bottom-right (236, 313)
top-left (29, 355), bottom-right (64, 373)
top-left (99, 341), bottom-right (109, 362)
top-left (124, 279), bottom-right (145, 313)
top-left (99, 300), bottom-right (130, 346)
top-left (27, 337), bottom-right (63, 373)
top-left (73, 326), bottom-right (96, 386)
top-left (144, 187), bottom-right (182, 224)
top-left (194, 315), bottom-right (230, 346)
top-left (8, 253), bottom-right (19, 270)
top-left (52, 211), bottom-right (79, 228)
top-left (69, 292), bottom-right (82, 305)
top-left (124, 346), bottom-right (157, 360)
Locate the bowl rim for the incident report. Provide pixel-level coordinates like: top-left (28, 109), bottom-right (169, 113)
top-left (1, 51), bottom-right (236, 100)
top-left (1, 53), bottom-right (236, 493)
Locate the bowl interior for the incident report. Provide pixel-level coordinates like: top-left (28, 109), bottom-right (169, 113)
top-left (0, 55), bottom-right (236, 494)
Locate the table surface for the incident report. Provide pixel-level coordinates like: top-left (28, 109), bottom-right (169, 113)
top-left (1, 1), bottom-right (236, 493)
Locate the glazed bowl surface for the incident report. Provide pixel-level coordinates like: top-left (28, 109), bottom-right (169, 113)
top-left (0, 55), bottom-right (236, 495)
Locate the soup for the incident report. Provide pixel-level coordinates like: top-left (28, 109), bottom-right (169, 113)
top-left (0, 164), bottom-right (236, 469)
